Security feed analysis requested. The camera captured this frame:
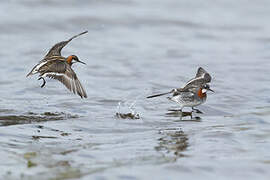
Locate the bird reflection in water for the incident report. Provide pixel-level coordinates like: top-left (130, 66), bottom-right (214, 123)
top-left (165, 109), bottom-right (201, 121)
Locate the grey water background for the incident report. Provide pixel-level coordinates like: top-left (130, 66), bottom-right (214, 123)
top-left (0, 0), bottom-right (270, 179)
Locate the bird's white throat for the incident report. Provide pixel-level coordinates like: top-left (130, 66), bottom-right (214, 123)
top-left (202, 89), bottom-right (207, 93)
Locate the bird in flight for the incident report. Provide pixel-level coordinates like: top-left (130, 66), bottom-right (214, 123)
top-left (26, 31), bottom-right (88, 98)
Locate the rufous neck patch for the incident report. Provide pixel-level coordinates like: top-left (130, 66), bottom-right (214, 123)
top-left (66, 56), bottom-right (73, 65)
top-left (197, 88), bottom-right (206, 99)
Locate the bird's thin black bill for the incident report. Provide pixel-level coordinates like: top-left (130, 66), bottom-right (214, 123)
top-left (78, 60), bottom-right (86, 65)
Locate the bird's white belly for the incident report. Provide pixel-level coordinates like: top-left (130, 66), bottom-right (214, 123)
top-left (169, 95), bottom-right (206, 108)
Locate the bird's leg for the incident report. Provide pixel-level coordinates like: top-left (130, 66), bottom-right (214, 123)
top-left (192, 107), bottom-right (203, 114)
top-left (38, 77), bottom-right (46, 88)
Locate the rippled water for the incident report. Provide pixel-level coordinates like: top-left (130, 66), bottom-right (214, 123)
top-left (1, 0), bottom-right (270, 179)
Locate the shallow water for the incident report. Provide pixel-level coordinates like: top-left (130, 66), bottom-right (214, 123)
top-left (1, 0), bottom-right (270, 179)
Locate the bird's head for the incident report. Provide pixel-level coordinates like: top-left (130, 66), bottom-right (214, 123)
top-left (197, 84), bottom-right (214, 99)
top-left (201, 84), bottom-right (214, 93)
top-left (66, 55), bottom-right (86, 65)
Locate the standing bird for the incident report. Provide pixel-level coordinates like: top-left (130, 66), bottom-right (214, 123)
top-left (147, 67), bottom-right (214, 112)
top-left (26, 31), bottom-right (88, 98)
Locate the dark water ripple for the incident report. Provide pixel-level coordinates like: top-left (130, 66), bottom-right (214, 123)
top-left (0, 111), bottom-right (79, 126)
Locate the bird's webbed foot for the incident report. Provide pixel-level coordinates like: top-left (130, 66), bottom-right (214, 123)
top-left (38, 77), bottom-right (46, 88)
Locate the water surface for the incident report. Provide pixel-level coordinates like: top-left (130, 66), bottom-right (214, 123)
top-left (0, 0), bottom-right (270, 179)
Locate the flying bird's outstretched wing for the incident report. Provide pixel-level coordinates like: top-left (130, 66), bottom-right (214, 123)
top-left (39, 60), bottom-right (87, 98)
top-left (44, 31), bottom-right (88, 58)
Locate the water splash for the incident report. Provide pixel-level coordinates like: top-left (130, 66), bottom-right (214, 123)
top-left (116, 100), bottom-right (140, 119)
